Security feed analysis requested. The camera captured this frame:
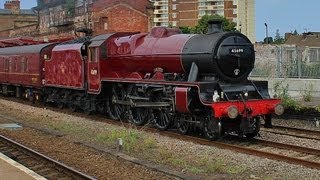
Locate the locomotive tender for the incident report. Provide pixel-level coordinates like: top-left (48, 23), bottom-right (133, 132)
top-left (0, 21), bottom-right (284, 140)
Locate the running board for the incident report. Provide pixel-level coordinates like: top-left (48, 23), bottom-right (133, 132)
top-left (112, 99), bottom-right (171, 108)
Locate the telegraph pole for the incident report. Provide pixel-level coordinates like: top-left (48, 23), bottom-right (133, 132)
top-left (264, 23), bottom-right (268, 44)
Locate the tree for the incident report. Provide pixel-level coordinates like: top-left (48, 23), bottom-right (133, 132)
top-left (264, 37), bottom-right (273, 44)
top-left (192, 15), bottom-right (236, 34)
top-left (273, 29), bottom-right (284, 44)
top-left (179, 26), bottom-right (192, 34)
top-left (66, 0), bottom-right (75, 17)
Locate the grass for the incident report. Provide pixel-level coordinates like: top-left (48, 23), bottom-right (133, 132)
top-left (301, 83), bottom-right (314, 102)
top-left (95, 128), bottom-right (157, 153)
top-left (151, 147), bottom-right (246, 175)
top-left (47, 121), bottom-right (86, 134)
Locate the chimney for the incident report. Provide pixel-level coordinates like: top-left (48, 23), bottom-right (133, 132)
top-left (4, 0), bottom-right (20, 13)
top-left (207, 19), bottom-right (223, 34)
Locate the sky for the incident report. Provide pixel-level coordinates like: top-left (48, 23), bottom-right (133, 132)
top-left (3, 0), bottom-right (320, 42)
top-left (256, 0), bottom-right (320, 41)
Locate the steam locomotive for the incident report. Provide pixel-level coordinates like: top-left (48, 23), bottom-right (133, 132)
top-left (0, 21), bottom-right (284, 140)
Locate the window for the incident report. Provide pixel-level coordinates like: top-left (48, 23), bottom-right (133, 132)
top-left (90, 48), bottom-right (99, 62)
top-left (217, 10), bottom-right (224, 16)
top-left (309, 48), bottom-right (320, 63)
top-left (172, 13), bottom-right (177, 18)
top-left (101, 43), bottom-right (107, 59)
top-left (233, 9), bottom-right (237, 14)
top-left (100, 17), bottom-right (108, 30)
top-left (162, 22), bottom-right (169, 26)
top-left (172, 4), bottom-right (177, 10)
top-left (198, 2), bottom-right (205, 6)
top-left (286, 50), bottom-right (296, 64)
top-left (172, 21), bottom-right (177, 27)
top-left (216, 1), bottom-right (224, 5)
top-left (9, 59), bottom-right (12, 72)
top-left (162, 14), bottom-right (168, 18)
top-left (15, 60), bottom-right (19, 72)
top-left (199, 10), bottom-right (205, 15)
top-left (21, 58), bottom-right (28, 72)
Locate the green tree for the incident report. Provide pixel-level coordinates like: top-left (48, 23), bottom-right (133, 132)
top-left (192, 15), bottom-right (236, 34)
top-left (179, 26), bottom-right (192, 34)
top-left (264, 37), bottom-right (273, 44)
top-left (273, 29), bottom-right (284, 44)
top-left (65, 0), bottom-right (75, 17)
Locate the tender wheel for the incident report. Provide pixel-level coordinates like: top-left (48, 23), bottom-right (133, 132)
top-left (245, 116), bottom-right (261, 139)
top-left (69, 95), bottom-right (79, 112)
top-left (177, 116), bottom-right (189, 135)
top-left (83, 96), bottom-right (94, 115)
top-left (154, 110), bottom-right (171, 130)
top-left (107, 84), bottom-right (125, 120)
top-left (131, 108), bottom-right (148, 126)
top-left (57, 101), bottom-right (65, 109)
top-left (57, 102), bottom-right (64, 109)
top-left (203, 117), bottom-right (221, 141)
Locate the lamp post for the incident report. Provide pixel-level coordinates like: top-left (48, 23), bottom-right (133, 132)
top-left (264, 23), bottom-right (268, 44)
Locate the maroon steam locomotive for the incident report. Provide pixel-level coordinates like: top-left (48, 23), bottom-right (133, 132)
top-left (0, 21), bottom-right (284, 140)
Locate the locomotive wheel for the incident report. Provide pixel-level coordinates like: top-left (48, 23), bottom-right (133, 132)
top-left (203, 118), bottom-right (221, 141)
top-left (131, 108), bottom-right (148, 126)
top-left (154, 110), bottom-right (171, 130)
top-left (128, 85), bottom-right (150, 125)
top-left (245, 116), bottom-right (261, 139)
top-left (107, 84), bottom-right (125, 120)
top-left (177, 116), bottom-right (189, 135)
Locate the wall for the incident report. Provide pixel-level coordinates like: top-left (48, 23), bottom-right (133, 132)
top-left (0, 14), bottom-right (37, 33)
top-left (92, 4), bottom-right (149, 34)
top-left (253, 43), bottom-right (320, 100)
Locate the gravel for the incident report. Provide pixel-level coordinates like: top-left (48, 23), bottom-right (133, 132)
top-left (1, 98), bottom-right (320, 179)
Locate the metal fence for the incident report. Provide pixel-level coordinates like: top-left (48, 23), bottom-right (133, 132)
top-left (251, 44), bottom-right (320, 79)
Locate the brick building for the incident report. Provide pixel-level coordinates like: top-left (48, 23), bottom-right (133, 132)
top-left (91, 0), bottom-right (154, 34)
top-left (35, 0), bottom-right (153, 40)
top-left (0, 0), bottom-right (37, 37)
top-left (285, 32), bottom-right (320, 47)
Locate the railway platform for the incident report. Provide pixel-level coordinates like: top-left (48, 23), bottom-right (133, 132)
top-left (0, 153), bottom-right (45, 180)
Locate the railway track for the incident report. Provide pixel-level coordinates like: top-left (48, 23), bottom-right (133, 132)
top-left (0, 135), bottom-right (96, 180)
top-left (261, 125), bottom-right (320, 141)
top-left (2, 97), bottom-right (320, 171)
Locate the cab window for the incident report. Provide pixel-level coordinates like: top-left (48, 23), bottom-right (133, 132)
top-left (90, 48), bottom-right (98, 62)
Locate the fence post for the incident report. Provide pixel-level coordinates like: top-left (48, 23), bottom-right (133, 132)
top-left (296, 46), bottom-right (301, 78)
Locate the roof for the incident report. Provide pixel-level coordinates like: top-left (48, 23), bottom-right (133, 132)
top-left (0, 9), bottom-right (36, 15)
top-left (285, 33), bottom-right (320, 47)
top-left (89, 33), bottom-right (115, 47)
top-left (53, 43), bottom-right (83, 52)
top-left (0, 43), bottom-right (54, 55)
top-left (89, 32), bottom-right (139, 47)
